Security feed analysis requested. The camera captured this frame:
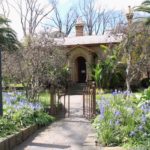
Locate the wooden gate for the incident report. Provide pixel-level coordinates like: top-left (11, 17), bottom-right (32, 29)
top-left (83, 81), bottom-right (96, 119)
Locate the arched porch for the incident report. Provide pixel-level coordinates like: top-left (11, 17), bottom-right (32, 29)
top-left (67, 45), bottom-right (94, 83)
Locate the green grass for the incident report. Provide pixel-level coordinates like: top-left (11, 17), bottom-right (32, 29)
top-left (9, 83), bottom-right (24, 87)
top-left (96, 93), bottom-right (112, 100)
top-left (39, 91), bottom-right (50, 107)
top-left (96, 92), bottom-right (143, 100)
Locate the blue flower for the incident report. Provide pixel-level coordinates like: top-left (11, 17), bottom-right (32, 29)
top-left (115, 120), bottom-right (120, 126)
top-left (123, 90), bottom-right (131, 96)
top-left (112, 90), bottom-right (118, 96)
top-left (114, 110), bottom-right (121, 117)
top-left (129, 131), bottom-right (136, 137)
top-left (99, 103), bottom-right (105, 115)
top-left (138, 125), bottom-right (143, 130)
top-left (141, 115), bottom-right (147, 123)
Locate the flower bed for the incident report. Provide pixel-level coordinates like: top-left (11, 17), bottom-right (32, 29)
top-left (0, 91), bottom-right (55, 138)
top-left (0, 124), bottom-right (38, 150)
top-left (93, 88), bottom-right (150, 149)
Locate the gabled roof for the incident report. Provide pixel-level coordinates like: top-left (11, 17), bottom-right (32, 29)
top-left (67, 45), bottom-right (95, 54)
top-left (63, 34), bottom-right (122, 46)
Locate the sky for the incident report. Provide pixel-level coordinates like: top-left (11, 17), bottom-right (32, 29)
top-left (0, 0), bottom-right (144, 39)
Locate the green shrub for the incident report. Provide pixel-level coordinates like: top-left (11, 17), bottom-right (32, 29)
top-left (141, 87), bottom-right (150, 101)
top-left (34, 111), bottom-right (55, 126)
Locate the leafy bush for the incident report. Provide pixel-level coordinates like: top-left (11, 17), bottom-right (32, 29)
top-left (140, 78), bottom-right (150, 88)
top-left (93, 90), bottom-right (150, 148)
top-left (141, 87), bottom-right (150, 101)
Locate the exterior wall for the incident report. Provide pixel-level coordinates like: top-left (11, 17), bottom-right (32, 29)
top-left (67, 47), bottom-right (94, 83)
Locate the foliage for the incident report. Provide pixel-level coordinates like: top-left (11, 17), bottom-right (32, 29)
top-left (93, 89), bottom-right (150, 148)
top-left (92, 64), bottom-right (102, 88)
top-left (0, 92), bottom-right (54, 137)
top-left (34, 111), bottom-right (54, 126)
top-left (118, 22), bottom-right (150, 91)
top-left (135, 0), bottom-right (150, 25)
top-left (141, 87), bottom-right (150, 101)
top-left (92, 45), bottom-right (125, 89)
top-left (57, 66), bottom-right (70, 89)
top-left (2, 31), bottom-right (67, 100)
top-left (0, 16), bottom-right (20, 51)
top-left (140, 78), bottom-right (150, 88)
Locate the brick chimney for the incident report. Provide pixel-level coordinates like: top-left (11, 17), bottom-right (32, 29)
top-left (75, 17), bottom-right (84, 36)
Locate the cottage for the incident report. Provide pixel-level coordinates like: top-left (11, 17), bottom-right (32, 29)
top-left (63, 18), bottom-right (122, 83)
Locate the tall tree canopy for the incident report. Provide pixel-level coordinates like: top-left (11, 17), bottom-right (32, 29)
top-left (135, 0), bottom-right (150, 25)
top-left (0, 16), bottom-right (20, 50)
top-left (0, 16), bottom-right (20, 116)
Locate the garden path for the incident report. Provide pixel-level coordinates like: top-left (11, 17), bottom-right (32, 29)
top-left (13, 95), bottom-right (100, 150)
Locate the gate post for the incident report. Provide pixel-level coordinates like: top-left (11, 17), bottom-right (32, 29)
top-left (83, 89), bottom-right (85, 116)
top-left (92, 81), bottom-right (96, 116)
top-left (68, 93), bottom-right (70, 117)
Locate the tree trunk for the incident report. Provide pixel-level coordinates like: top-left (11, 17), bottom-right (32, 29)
top-left (126, 78), bottom-right (131, 92)
top-left (50, 85), bottom-right (56, 115)
top-left (0, 47), bottom-right (3, 116)
top-left (126, 53), bottom-right (131, 92)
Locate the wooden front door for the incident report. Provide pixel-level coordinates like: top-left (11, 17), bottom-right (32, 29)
top-left (77, 57), bottom-right (86, 83)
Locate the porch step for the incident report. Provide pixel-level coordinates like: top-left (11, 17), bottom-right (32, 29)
top-left (68, 83), bottom-right (86, 95)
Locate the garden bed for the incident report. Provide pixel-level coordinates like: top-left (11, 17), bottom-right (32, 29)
top-left (94, 87), bottom-right (150, 150)
top-left (0, 91), bottom-right (55, 150)
top-left (0, 124), bottom-right (38, 150)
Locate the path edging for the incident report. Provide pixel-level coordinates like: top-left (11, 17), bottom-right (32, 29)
top-left (0, 124), bottom-right (38, 150)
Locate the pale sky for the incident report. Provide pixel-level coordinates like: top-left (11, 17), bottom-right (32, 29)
top-left (0, 0), bottom-right (144, 39)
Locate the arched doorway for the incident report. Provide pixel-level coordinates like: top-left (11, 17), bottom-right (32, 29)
top-left (76, 57), bottom-right (86, 83)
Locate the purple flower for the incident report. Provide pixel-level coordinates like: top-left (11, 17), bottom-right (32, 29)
top-left (115, 120), bottom-right (120, 126)
top-left (140, 103), bottom-right (150, 113)
top-left (99, 103), bottom-right (105, 115)
top-left (112, 90), bottom-right (118, 96)
top-left (123, 90), bottom-right (131, 96)
top-left (138, 125), bottom-right (143, 130)
top-left (114, 110), bottom-right (121, 117)
top-left (141, 115), bottom-right (147, 123)
top-left (129, 131), bottom-right (136, 137)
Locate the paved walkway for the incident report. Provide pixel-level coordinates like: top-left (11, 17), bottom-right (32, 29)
top-left (13, 95), bottom-right (100, 150)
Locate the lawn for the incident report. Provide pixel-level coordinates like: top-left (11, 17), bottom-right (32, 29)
top-left (39, 91), bottom-right (51, 107)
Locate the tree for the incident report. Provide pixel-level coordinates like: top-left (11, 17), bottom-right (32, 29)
top-left (7, 0), bottom-right (54, 37)
top-left (0, 0), bottom-right (10, 18)
top-left (80, 0), bottom-right (109, 35)
top-left (2, 30), bottom-right (67, 101)
top-left (119, 22), bottom-right (150, 91)
top-left (0, 16), bottom-right (20, 116)
top-left (49, 0), bottom-right (78, 37)
top-left (135, 0), bottom-right (150, 25)
top-left (79, 0), bottom-right (125, 35)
